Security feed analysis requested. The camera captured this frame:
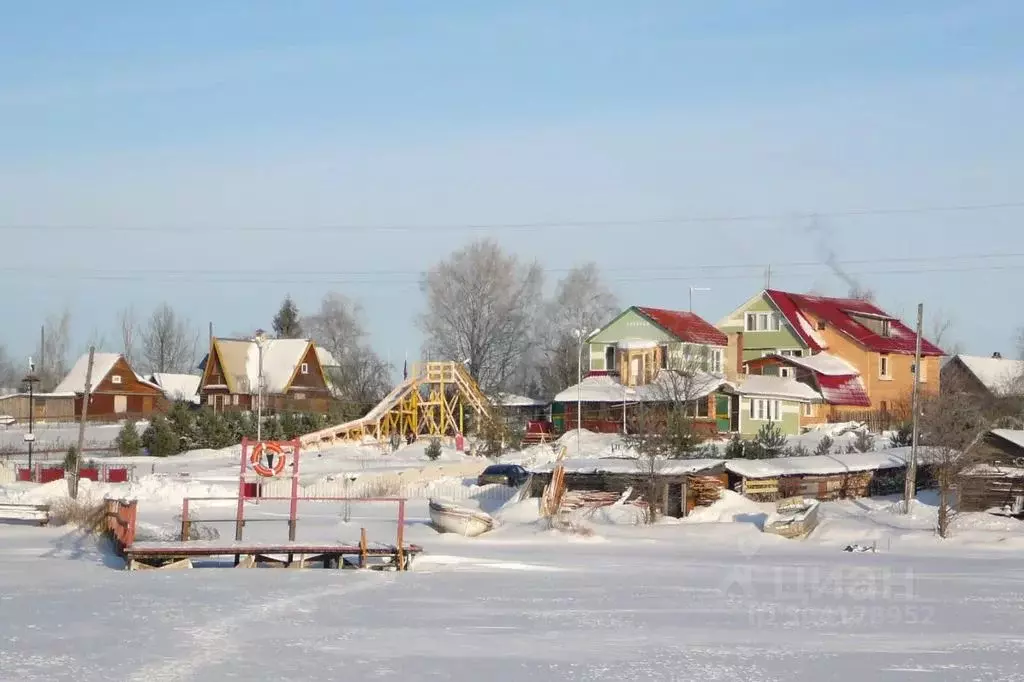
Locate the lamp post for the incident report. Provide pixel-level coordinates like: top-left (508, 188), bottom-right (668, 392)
top-left (22, 363), bottom-right (39, 475)
top-left (689, 286), bottom-right (711, 312)
top-left (572, 329), bottom-right (588, 458)
top-left (253, 329), bottom-right (267, 443)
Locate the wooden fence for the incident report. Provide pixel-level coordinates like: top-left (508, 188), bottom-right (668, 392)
top-left (104, 499), bottom-right (138, 553)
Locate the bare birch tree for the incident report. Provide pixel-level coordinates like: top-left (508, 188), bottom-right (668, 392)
top-left (0, 344), bottom-right (17, 391)
top-left (141, 303), bottom-right (198, 373)
top-left (119, 306), bottom-right (139, 366)
top-left (418, 238), bottom-right (543, 393)
top-left (303, 292), bottom-right (391, 411)
top-left (40, 308), bottom-right (72, 390)
top-left (536, 263), bottom-right (619, 397)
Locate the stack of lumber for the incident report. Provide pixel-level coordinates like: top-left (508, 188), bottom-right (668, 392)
top-left (559, 490), bottom-right (626, 510)
top-left (689, 475), bottom-right (724, 507)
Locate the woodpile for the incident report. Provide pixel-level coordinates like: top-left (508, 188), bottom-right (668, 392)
top-left (688, 475), bottom-right (724, 507)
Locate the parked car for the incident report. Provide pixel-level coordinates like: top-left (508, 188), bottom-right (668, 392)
top-left (477, 464), bottom-right (529, 488)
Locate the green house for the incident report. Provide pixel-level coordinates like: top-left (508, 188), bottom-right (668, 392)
top-left (730, 374), bottom-right (822, 438)
top-left (716, 291), bottom-right (811, 375)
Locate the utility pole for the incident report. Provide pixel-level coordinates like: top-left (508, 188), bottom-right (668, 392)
top-left (903, 303), bottom-right (923, 514)
top-left (69, 347), bottom-right (95, 499)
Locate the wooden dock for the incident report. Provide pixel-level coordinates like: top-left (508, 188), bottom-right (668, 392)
top-left (123, 538), bottom-right (423, 571)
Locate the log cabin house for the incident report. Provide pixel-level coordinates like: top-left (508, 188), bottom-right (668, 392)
top-left (54, 353), bottom-right (166, 421)
top-left (958, 429), bottom-right (1024, 514)
top-left (197, 337), bottom-right (334, 414)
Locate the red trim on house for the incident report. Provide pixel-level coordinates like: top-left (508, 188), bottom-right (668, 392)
top-left (764, 290), bottom-right (944, 356)
top-left (635, 307), bottom-right (728, 346)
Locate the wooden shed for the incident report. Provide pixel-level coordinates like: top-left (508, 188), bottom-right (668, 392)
top-left (725, 452), bottom-right (914, 502)
top-left (528, 457), bottom-right (727, 518)
top-left (0, 392), bottom-right (76, 424)
top-left (54, 353), bottom-right (166, 421)
top-left (958, 429), bottom-right (1024, 513)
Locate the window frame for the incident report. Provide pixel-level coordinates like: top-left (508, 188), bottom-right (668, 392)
top-left (878, 355), bottom-right (890, 380)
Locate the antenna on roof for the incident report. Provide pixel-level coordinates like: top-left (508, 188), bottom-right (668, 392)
top-left (765, 265), bottom-right (772, 289)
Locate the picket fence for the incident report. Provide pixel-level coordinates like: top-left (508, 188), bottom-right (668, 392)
top-left (0, 463), bottom-right (13, 485)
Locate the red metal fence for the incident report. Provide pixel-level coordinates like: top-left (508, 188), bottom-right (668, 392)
top-left (17, 465), bottom-right (132, 484)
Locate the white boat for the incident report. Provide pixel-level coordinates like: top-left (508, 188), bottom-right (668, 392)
top-left (428, 498), bottom-right (496, 537)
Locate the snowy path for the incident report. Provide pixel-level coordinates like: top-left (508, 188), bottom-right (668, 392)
top-left (3, 520), bottom-right (1024, 681)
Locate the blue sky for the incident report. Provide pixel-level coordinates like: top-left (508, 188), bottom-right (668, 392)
top-left (2, 1), bottom-right (1023, 374)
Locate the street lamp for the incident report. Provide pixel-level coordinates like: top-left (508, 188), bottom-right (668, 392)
top-left (22, 361), bottom-right (39, 476)
top-left (253, 329), bottom-right (267, 443)
top-left (689, 286), bottom-right (711, 312)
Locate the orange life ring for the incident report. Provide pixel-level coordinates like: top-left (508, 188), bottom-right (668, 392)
top-left (250, 441), bottom-right (287, 477)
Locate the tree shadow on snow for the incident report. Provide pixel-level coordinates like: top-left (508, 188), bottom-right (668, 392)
top-left (733, 512), bottom-right (769, 530)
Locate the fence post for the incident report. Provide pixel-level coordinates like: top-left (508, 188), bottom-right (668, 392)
top-left (359, 527), bottom-right (367, 568)
top-left (396, 499), bottom-right (406, 570)
top-left (180, 498), bottom-right (191, 541)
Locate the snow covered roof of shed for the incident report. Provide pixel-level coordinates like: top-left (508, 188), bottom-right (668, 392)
top-left (54, 353), bottom-right (124, 393)
top-left (494, 393), bottom-right (548, 407)
top-left (529, 457), bottom-right (724, 476)
top-left (734, 375), bottom-right (821, 402)
top-left (725, 451), bottom-right (908, 479)
top-left (149, 373), bottom-right (201, 403)
top-left (954, 355), bottom-right (1024, 395)
top-left (990, 429), bottom-right (1024, 451)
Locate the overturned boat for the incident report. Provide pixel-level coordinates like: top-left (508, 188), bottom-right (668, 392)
top-left (428, 498), bottom-right (496, 537)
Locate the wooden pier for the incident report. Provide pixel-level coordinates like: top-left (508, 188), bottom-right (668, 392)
top-left (124, 537), bottom-right (423, 571)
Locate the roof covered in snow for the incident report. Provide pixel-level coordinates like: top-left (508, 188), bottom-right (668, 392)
top-left (725, 451), bottom-right (908, 479)
top-left (211, 338), bottom-right (318, 394)
top-left (764, 289), bottom-right (944, 357)
top-left (493, 393), bottom-right (548, 407)
top-left (54, 353), bottom-right (124, 393)
top-left (148, 373), bottom-right (201, 403)
top-left (734, 375), bottom-right (821, 402)
top-left (990, 429), bottom-right (1024, 451)
top-left (633, 307), bottom-right (728, 347)
top-left (530, 457), bottom-right (724, 476)
top-left (745, 352), bottom-right (869, 406)
top-left (553, 370), bottom-right (727, 404)
top-left (953, 355), bottom-right (1024, 395)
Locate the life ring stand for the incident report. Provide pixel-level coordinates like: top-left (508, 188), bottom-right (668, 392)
top-left (250, 441), bottom-right (288, 478)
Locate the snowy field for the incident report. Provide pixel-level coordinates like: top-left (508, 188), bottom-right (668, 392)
top-left (3, 430), bottom-right (1024, 680)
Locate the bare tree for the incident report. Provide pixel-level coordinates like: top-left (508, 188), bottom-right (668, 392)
top-left (303, 292), bottom-right (391, 411)
top-left (418, 238), bottom-right (543, 393)
top-left (119, 306), bottom-right (139, 366)
top-left (81, 328), bottom-right (108, 356)
top-left (927, 308), bottom-right (963, 357)
top-left (40, 308), bottom-right (72, 390)
top-left (141, 303), bottom-right (198, 373)
top-left (0, 344), bottom-right (18, 391)
top-left (918, 388), bottom-right (1020, 538)
top-left (536, 263), bottom-right (619, 397)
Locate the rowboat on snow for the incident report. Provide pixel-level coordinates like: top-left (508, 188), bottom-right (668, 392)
top-left (428, 498), bottom-right (496, 537)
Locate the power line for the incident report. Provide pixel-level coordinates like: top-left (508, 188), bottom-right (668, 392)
top-left (1, 200), bottom-right (1022, 234)
top-left (7, 261), bottom-right (1024, 286)
top-left (1, 250), bottom-right (1021, 280)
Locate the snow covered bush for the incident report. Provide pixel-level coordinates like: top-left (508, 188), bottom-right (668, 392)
top-left (425, 438), bottom-right (443, 460)
top-left (889, 423), bottom-right (913, 448)
top-left (853, 430), bottom-right (875, 453)
top-left (50, 496), bottom-right (106, 531)
top-left (116, 420), bottom-right (142, 456)
top-left (724, 434), bottom-right (745, 459)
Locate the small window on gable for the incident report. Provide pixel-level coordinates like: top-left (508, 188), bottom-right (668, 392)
top-left (745, 313), bottom-right (757, 331)
top-left (879, 355), bottom-right (890, 378)
top-left (111, 375), bottom-right (122, 385)
top-left (300, 363), bottom-right (309, 375)
top-left (881, 320), bottom-right (891, 337)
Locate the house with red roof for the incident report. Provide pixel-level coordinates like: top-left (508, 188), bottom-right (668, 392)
top-left (717, 290), bottom-right (944, 418)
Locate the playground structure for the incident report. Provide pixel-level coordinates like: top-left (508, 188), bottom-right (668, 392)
top-left (300, 361), bottom-right (491, 450)
top-left (107, 438), bottom-right (423, 571)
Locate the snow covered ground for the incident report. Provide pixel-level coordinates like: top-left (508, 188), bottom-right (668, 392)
top-left (3, 429), bottom-right (1024, 680)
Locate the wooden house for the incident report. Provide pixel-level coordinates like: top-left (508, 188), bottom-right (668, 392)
top-left (527, 457), bottom-right (727, 518)
top-left (958, 429), bottom-right (1024, 513)
top-left (552, 306), bottom-right (733, 435)
top-left (197, 337), bottom-right (333, 414)
top-left (146, 373), bottom-right (202, 405)
top-left (726, 374), bottom-right (822, 437)
top-left (743, 352), bottom-right (871, 425)
top-left (941, 353), bottom-right (1024, 402)
top-left (54, 353), bottom-right (166, 421)
top-left (717, 290), bottom-right (944, 415)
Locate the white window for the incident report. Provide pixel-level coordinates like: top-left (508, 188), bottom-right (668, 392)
top-left (879, 355), bottom-right (890, 379)
top-left (294, 392), bottom-right (306, 400)
top-left (111, 375), bottom-right (122, 385)
top-left (802, 402), bottom-right (813, 417)
top-left (300, 363), bottom-right (309, 375)
top-left (757, 313), bottom-right (769, 331)
top-left (912, 360), bottom-right (928, 382)
top-left (745, 313), bottom-right (757, 331)
top-left (780, 349), bottom-right (802, 357)
top-left (748, 398), bottom-right (781, 421)
top-left (769, 313), bottom-right (781, 331)
top-left (780, 366), bottom-right (795, 379)
top-left (710, 349), bottom-right (723, 373)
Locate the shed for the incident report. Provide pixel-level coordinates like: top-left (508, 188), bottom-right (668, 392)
top-left (55, 353), bottom-right (165, 421)
top-left (958, 430), bottom-right (1024, 513)
top-left (0, 392), bottom-right (76, 423)
top-left (528, 457), bottom-right (726, 518)
top-left (725, 451), bottom-right (912, 502)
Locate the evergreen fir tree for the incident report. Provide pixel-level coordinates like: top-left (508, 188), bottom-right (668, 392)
top-left (142, 415), bottom-right (180, 457)
top-left (273, 295), bottom-right (303, 338)
top-left (116, 420), bottom-right (143, 456)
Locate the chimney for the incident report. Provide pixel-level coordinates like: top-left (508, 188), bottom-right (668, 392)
top-left (993, 351), bottom-right (1003, 359)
